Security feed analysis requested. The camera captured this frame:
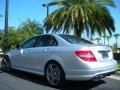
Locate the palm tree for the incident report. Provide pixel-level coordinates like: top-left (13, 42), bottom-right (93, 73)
top-left (44, 0), bottom-right (115, 37)
top-left (1, 27), bottom-right (19, 52)
top-left (106, 36), bottom-right (111, 45)
top-left (95, 38), bottom-right (101, 45)
top-left (102, 30), bottom-right (107, 45)
top-left (19, 19), bottom-right (43, 36)
top-left (102, 35), bottom-right (106, 45)
top-left (114, 34), bottom-right (120, 49)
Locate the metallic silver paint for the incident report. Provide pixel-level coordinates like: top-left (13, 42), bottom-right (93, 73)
top-left (5, 34), bottom-right (117, 81)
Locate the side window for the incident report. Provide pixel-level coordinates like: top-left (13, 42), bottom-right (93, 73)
top-left (36, 35), bottom-right (58, 47)
top-left (21, 37), bottom-right (37, 48)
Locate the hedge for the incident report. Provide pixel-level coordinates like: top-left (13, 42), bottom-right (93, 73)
top-left (113, 53), bottom-right (120, 61)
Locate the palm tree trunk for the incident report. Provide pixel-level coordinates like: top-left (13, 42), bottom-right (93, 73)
top-left (108, 38), bottom-right (109, 45)
top-left (75, 28), bottom-right (82, 37)
top-left (103, 31), bottom-right (106, 45)
top-left (74, 22), bottom-right (82, 37)
top-left (104, 37), bottom-right (105, 45)
top-left (116, 37), bottom-right (118, 49)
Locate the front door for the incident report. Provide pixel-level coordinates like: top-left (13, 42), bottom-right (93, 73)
top-left (12, 36), bottom-right (38, 69)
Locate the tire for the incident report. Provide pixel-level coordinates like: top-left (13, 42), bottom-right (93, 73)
top-left (1, 56), bottom-right (12, 72)
top-left (45, 62), bottom-right (65, 87)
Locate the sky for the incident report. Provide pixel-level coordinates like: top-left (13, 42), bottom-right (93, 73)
top-left (0, 0), bottom-right (120, 46)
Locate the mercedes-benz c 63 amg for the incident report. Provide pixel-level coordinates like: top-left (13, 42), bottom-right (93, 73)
top-left (1, 34), bottom-right (117, 87)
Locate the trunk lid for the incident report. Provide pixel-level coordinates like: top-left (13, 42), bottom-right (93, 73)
top-left (88, 45), bottom-right (113, 62)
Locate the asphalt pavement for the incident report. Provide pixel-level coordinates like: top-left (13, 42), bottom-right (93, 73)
top-left (0, 58), bottom-right (120, 90)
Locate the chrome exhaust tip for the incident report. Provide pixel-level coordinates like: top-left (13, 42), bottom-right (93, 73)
top-left (93, 75), bottom-right (104, 81)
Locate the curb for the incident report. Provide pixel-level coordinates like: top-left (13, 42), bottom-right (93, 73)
top-left (116, 71), bottom-right (120, 76)
top-left (0, 58), bottom-right (2, 61)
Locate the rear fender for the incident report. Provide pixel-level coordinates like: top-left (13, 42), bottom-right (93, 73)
top-left (46, 55), bottom-right (65, 71)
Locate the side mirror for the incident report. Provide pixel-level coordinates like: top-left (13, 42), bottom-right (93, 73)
top-left (16, 44), bottom-right (20, 49)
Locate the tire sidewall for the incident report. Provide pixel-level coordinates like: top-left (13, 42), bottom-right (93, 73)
top-left (1, 56), bottom-right (12, 72)
top-left (45, 62), bottom-right (65, 87)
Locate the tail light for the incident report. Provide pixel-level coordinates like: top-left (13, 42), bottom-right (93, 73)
top-left (75, 50), bottom-right (96, 62)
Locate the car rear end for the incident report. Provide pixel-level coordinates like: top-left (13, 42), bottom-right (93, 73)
top-left (69, 45), bottom-right (117, 81)
top-left (59, 35), bottom-right (117, 81)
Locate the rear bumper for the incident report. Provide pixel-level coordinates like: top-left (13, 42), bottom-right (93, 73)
top-left (65, 64), bottom-right (117, 81)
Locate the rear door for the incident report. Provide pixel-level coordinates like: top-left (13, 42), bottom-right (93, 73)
top-left (25, 35), bottom-right (58, 73)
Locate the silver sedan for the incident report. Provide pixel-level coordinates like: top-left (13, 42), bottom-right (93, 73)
top-left (1, 34), bottom-right (117, 87)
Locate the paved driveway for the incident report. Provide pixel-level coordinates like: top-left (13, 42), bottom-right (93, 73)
top-left (0, 58), bottom-right (120, 90)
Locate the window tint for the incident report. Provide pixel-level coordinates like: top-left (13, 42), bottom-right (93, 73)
top-left (21, 36), bottom-right (37, 48)
top-left (59, 35), bottom-right (92, 44)
top-left (36, 35), bottom-right (58, 47)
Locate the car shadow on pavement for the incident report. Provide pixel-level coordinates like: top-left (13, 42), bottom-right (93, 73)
top-left (0, 68), bottom-right (106, 90)
top-left (0, 67), bottom-right (3, 73)
top-left (60, 80), bottom-right (105, 90)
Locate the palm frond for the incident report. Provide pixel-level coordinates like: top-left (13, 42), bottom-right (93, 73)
top-left (44, 0), bottom-right (115, 37)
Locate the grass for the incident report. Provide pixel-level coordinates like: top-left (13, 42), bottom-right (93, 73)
top-left (118, 62), bottom-right (120, 71)
top-left (0, 52), bottom-right (4, 58)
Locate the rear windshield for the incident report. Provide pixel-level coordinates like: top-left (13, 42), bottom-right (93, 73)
top-left (59, 35), bottom-right (92, 44)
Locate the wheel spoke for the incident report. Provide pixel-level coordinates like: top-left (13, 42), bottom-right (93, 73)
top-left (46, 63), bottom-right (61, 85)
top-left (53, 68), bottom-right (57, 73)
top-left (51, 76), bottom-right (55, 84)
top-left (49, 65), bottom-right (53, 71)
top-left (1, 58), bottom-right (11, 71)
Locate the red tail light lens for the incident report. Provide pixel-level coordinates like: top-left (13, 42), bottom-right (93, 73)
top-left (75, 50), bottom-right (96, 62)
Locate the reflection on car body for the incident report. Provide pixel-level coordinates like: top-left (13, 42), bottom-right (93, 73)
top-left (1, 34), bottom-right (117, 87)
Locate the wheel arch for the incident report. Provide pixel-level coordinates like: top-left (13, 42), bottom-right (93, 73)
top-left (4, 52), bottom-right (11, 60)
top-left (3, 55), bottom-right (10, 61)
top-left (44, 60), bottom-right (65, 77)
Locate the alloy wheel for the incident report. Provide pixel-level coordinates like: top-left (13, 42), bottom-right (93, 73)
top-left (46, 63), bottom-right (61, 86)
top-left (1, 57), bottom-right (12, 71)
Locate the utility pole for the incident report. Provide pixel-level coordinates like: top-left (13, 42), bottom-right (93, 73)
top-left (4, 0), bottom-right (9, 53)
top-left (42, 4), bottom-right (49, 34)
top-left (4, 0), bottom-right (9, 36)
top-left (0, 15), bottom-right (3, 32)
top-left (42, 4), bottom-right (49, 17)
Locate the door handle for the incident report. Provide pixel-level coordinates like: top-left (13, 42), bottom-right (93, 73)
top-left (43, 49), bottom-right (48, 52)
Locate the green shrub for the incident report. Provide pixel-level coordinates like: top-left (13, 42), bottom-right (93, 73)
top-left (113, 53), bottom-right (120, 61)
top-left (118, 62), bottom-right (120, 71)
top-left (0, 53), bottom-right (4, 58)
